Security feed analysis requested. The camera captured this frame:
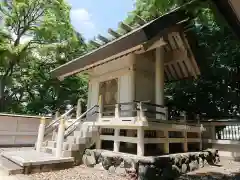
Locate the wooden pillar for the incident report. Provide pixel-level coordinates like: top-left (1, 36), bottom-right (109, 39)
top-left (129, 54), bottom-right (136, 104)
top-left (137, 127), bottom-right (144, 156)
top-left (98, 95), bottom-right (102, 119)
top-left (115, 104), bottom-right (120, 118)
top-left (95, 128), bottom-right (101, 149)
top-left (36, 117), bottom-right (46, 152)
top-left (114, 128), bottom-right (120, 152)
top-left (164, 130), bottom-right (169, 154)
top-left (155, 47), bottom-right (165, 119)
top-left (126, 54), bottom-right (136, 149)
top-left (52, 111), bottom-right (59, 140)
top-left (56, 118), bottom-right (65, 158)
top-left (183, 130), bottom-right (188, 152)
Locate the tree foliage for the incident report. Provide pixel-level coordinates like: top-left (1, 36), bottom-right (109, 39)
top-left (1, 0), bottom-right (240, 120)
top-left (0, 0), bottom-right (88, 115)
top-left (126, 0), bottom-right (240, 119)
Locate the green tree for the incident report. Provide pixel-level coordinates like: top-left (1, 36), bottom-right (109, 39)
top-left (0, 0), bottom-right (88, 114)
top-left (126, 0), bottom-right (240, 118)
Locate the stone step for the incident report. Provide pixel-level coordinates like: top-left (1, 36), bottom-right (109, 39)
top-left (68, 136), bottom-right (86, 145)
top-left (74, 130), bottom-right (94, 138)
top-left (0, 155), bottom-right (23, 175)
top-left (44, 147), bottom-right (72, 157)
top-left (73, 130), bottom-right (84, 137)
top-left (47, 140), bottom-right (56, 148)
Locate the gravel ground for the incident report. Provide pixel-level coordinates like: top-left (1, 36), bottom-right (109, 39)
top-left (178, 158), bottom-right (240, 180)
top-left (2, 148), bottom-right (240, 180)
top-left (24, 159), bottom-right (240, 180)
top-left (26, 165), bottom-right (128, 180)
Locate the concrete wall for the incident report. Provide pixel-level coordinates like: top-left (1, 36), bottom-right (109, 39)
top-left (0, 113), bottom-right (51, 146)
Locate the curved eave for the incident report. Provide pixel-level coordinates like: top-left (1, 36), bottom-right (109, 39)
top-left (51, 10), bottom-right (189, 79)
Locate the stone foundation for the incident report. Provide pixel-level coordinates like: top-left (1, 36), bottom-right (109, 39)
top-left (82, 149), bottom-right (220, 180)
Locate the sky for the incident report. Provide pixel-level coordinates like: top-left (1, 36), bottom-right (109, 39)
top-left (68, 0), bottom-right (135, 41)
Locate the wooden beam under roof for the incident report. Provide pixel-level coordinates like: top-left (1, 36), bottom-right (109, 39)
top-left (97, 34), bottom-right (110, 44)
top-left (118, 22), bottom-right (132, 32)
top-left (135, 15), bottom-right (146, 26)
top-left (89, 40), bottom-right (101, 48)
top-left (108, 28), bottom-right (121, 38)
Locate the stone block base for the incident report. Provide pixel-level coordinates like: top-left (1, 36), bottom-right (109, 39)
top-left (82, 149), bottom-right (220, 180)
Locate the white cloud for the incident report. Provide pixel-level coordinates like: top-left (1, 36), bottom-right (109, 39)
top-left (70, 8), bottom-right (96, 39)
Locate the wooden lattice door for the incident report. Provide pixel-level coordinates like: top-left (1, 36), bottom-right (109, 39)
top-left (99, 78), bottom-right (118, 116)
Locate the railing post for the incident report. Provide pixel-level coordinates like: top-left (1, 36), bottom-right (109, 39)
top-left (115, 104), bottom-right (120, 118)
top-left (137, 102), bottom-right (145, 121)
top-left (137, 127), bottom-right (144, 156)
top-left (164, 130), bottom-right (169, 154)
top-left (36, 117), bottom-right (46, 152)
top-left (164, 107), bottom-right (168, 120)
top-left (52, 111), bottom-right (59, 140)
top-left (76, 99), bottom-right (82, 118)
top-left (98, 95), bottom-right (102, 119)
top-left (56, 117), bottom-right (65, 158)
top-left (114, 128), bottom-right (120, 152)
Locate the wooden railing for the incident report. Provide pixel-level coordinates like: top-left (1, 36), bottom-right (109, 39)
top-left (99, 101), bottom-right (168, 121)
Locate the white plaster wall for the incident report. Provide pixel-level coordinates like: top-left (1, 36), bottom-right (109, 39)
top-left (0, 114), bottom-right (51, 146)
top-left (135, 71), bottom-right (155, 102)
top-left (87, 54), bottom-right (135, 109)
top-left (135, 52), bottom-right (155, 103)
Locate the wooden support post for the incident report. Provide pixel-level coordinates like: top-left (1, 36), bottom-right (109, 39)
top-left (137, 102), bottom-right (145, 121)
top-left (164, 130), bottom-right (169, 154)
top-left (114, 128), bottom-right (120, 152)
top-left (56, 118), bottom-right (65, 158)
top-left (199, 124), bottom-right (204, 151)
top-left (76, 99), bottom-right (82, 118)
top-left (36, 117), bottom-right (46, 152)
top-left (183, 130), bottom-right (188, 152)
top-left (164, 107), bottom-right (168, 120)
top-left (155, 47), bottom-right (165, 120)
top-left (96, 127), bottom-right (101, 149)
top-left (98, 95), bottom-right (102, 119)
top-left (137, 127), bottom-right (144, 156)
top-left (115, 104), bottom-right (120, 118)
top-left (52, 111), bottom-right (59, 140)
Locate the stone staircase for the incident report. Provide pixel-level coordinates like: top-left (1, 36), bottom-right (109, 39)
top-left (43, 121), bottom-right (99, 163)
top-left (0, 104), bottom-right (100, 175)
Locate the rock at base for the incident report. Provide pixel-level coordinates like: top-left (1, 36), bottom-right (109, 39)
top-left (181, 163), bottom-right (188, 174)
top-left (82, 154), bottom-right (96, 167)
top-left (108, 166), bottom-right (116, 174)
